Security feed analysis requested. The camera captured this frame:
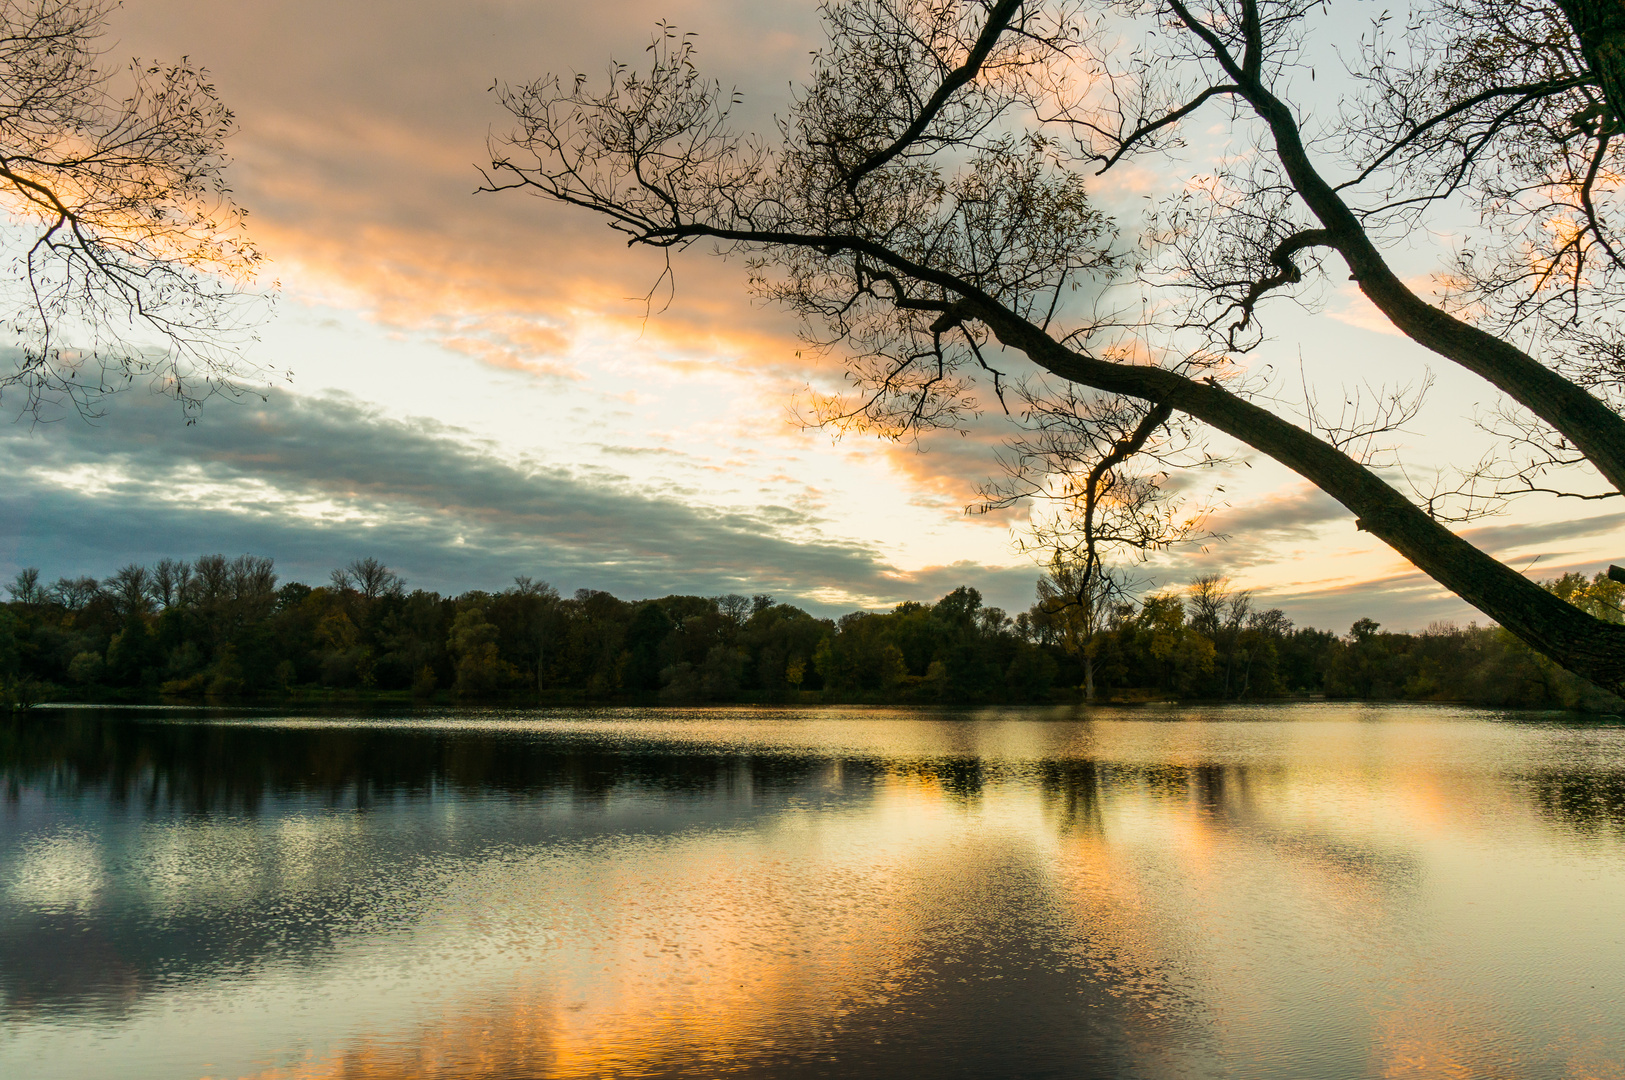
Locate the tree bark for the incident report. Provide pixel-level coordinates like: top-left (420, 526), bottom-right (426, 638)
top-left (1558, 0), bottom-right (1625, 128)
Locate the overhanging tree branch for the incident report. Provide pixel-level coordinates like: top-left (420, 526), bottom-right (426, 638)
top-left (846, 0), bottom-right (1026, 191)
top-left (1167, 0), bottom-right (1625, 496)
top-left (0, 0), bottom-right (269, 419)
top-left (491, 0), bottom-right (1625, 694)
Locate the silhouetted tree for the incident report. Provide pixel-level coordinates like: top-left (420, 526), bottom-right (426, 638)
top-left (1033, 554), bottom-right (1129, 700)
top-left (9, 547), bottom-right (1623, 709)
top-left (50, 575), bottom-right (100, 610)
top-left (6, 567), bottom-right (43, 605)
top-left (108, 564), bottom-right (152, 616)
top-left (1187, 575), bottom-right (1252, 698)
top-left (0, 0), bottom-right (268, 417)
top-left (151, 559), bottom-right (189, 608)
top-left (491, 0), bottom-right (1625, 692)
top-left (331, 557), bottom-right (405, 600)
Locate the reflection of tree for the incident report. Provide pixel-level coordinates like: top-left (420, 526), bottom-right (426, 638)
top-left (0, 711), bottom-right (871, 1018)
top-left (0, 711), bottom-right (851, 813)
top-left (889, 756), bottom-right (987, 801)
top-left (1527, 769), bottom-right (1625, 837)
top-left (1037, 760), bottom-right (1105, 836)
top-left (0, 713), bottom-right (1187, 1067)
top-left (1042, 760), bottom-right (1257, 832)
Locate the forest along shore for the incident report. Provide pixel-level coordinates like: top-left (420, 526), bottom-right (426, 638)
top-left (2, 558), bottom-right (1621, 711)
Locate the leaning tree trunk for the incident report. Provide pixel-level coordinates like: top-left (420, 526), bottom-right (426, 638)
top-left (1558, 0), bottom-right (1625, 129)
top-left (970, 299), bottom-right (1625, 697)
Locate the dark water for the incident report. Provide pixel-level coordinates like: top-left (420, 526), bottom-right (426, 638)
top-left (2, 704), bottom-right (1623, 1080)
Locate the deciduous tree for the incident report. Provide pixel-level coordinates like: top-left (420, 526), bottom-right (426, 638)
top-left (0, 0), bottom-right (267, 417)
top-left (490, 0), bottom-right (1625, 691)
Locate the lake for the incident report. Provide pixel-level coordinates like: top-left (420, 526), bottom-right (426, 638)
top-left (2, 703), bottom-right (1623, 1079)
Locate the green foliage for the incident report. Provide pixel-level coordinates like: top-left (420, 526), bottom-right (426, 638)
top-left (207, 645), bottom-right (246, 699)
top-left (1547, 572), bottom-right (1625, 624)
top-left (5, 554), bottom-right (1623, 711)
top-left (449, 599), bottom-right (518, 697)
top-left (0, 608), bottom-right (36, 712)
top-left (67, 650), bottom-right (104, 685)
top-left (0, 608), bottom-right (18, 679)
top-left (105, 615), bottom-right (158, 687)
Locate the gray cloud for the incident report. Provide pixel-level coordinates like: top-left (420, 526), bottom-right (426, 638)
top-left (1249, 551), bottom-right (1625, 636)
top-left (1457, 512), bottom-right (1625, 556)
top-left (1174, 485), bottom-right (1353, 574)
top-left (1207, 487), bottom-right (1348, 538)
top-left (0, 393), bottom-right (1039, 616)
top-left (1154, 485), bottom-right (1625, 631)
top-left (1253, 571), bottom-right (1481, 636)
top-left (15, 392), bottom-right (1610, 632)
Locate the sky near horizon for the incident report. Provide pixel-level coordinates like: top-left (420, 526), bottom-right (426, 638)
top-left (2, 0), bottom-right (1620, 631)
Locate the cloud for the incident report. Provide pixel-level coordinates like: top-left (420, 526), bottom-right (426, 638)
top-left (1324, 285), bottom-right (1405, 338)
top-left (871, 418), bottom-right (1023, 519)
top-left (0, 393), bottom-right (1038, 616)
top-left (1207, 484), bottom-right (1347, 538)
top-left (881, 563), bottom-right (1044, 615)
top-left (1178, 484), bottom-right (1351, 572)
top-left (108, 0), bottom-right (827, 384)
top-left (1185, 491), bottom-right (1625, 631)
top-left (1253, 570), bottom-right (1480, 635)
top-left (1457, 512), bottom-right (1625, 557)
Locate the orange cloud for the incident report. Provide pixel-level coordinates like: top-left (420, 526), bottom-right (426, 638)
top-left (873, 421), bottom-right (1023, 519)
top-left (107, 0), bottom-right (826, 395)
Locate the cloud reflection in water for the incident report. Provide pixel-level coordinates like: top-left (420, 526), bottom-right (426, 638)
top-left (1, 704), bottom-right (1623, 1079)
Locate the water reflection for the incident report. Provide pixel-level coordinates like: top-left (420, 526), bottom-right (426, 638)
top-left (1527, 768), bottom-right (1625, 836)
top-left (1, 704), bottom-right (1623, 1079)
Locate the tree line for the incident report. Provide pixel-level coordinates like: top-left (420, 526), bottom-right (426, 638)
top-left (1, 555), bottom-right (1620, 711)
top-left (6, 0), bottom-right (1625, 700)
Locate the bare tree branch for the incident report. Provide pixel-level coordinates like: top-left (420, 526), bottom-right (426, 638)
top-left (489, 0), bottom-right (1625, 692)
top-left (0, 0), bottom-right (271, 419)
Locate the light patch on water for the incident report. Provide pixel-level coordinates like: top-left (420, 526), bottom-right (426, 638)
top-left (6, 828), bottom-right (107, 911)
top-left (1, 704), bottom-right (1623, 1079)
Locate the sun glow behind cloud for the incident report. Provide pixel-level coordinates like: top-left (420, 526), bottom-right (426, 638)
top-left (29, 0), bottom-right (1609, 631)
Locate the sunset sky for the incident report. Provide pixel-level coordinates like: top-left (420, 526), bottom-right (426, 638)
top-left (3, 0), bottom-right (1620, 630)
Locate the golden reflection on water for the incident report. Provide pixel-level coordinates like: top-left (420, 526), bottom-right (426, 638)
top-left (227, 772), bottom-right (1059, 1080)
top-left (244, 767), bottom-right (1611, 1077)
top-left (3, 705), bottom-right (1624, 1079)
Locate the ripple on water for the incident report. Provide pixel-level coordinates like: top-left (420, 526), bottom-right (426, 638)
top-left (0, 702), bottom-right (1622, 1079)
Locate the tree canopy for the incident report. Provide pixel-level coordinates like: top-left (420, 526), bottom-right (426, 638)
top-left (5, 552), bottom-right (1617, 711)
top-left (487, 0), bottom-right (1625, 693)
top-left (0, 0), bottom-right (267, 417)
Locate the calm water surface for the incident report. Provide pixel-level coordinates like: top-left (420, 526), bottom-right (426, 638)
top-left (2, 703), bottom-right (1623, 1079)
